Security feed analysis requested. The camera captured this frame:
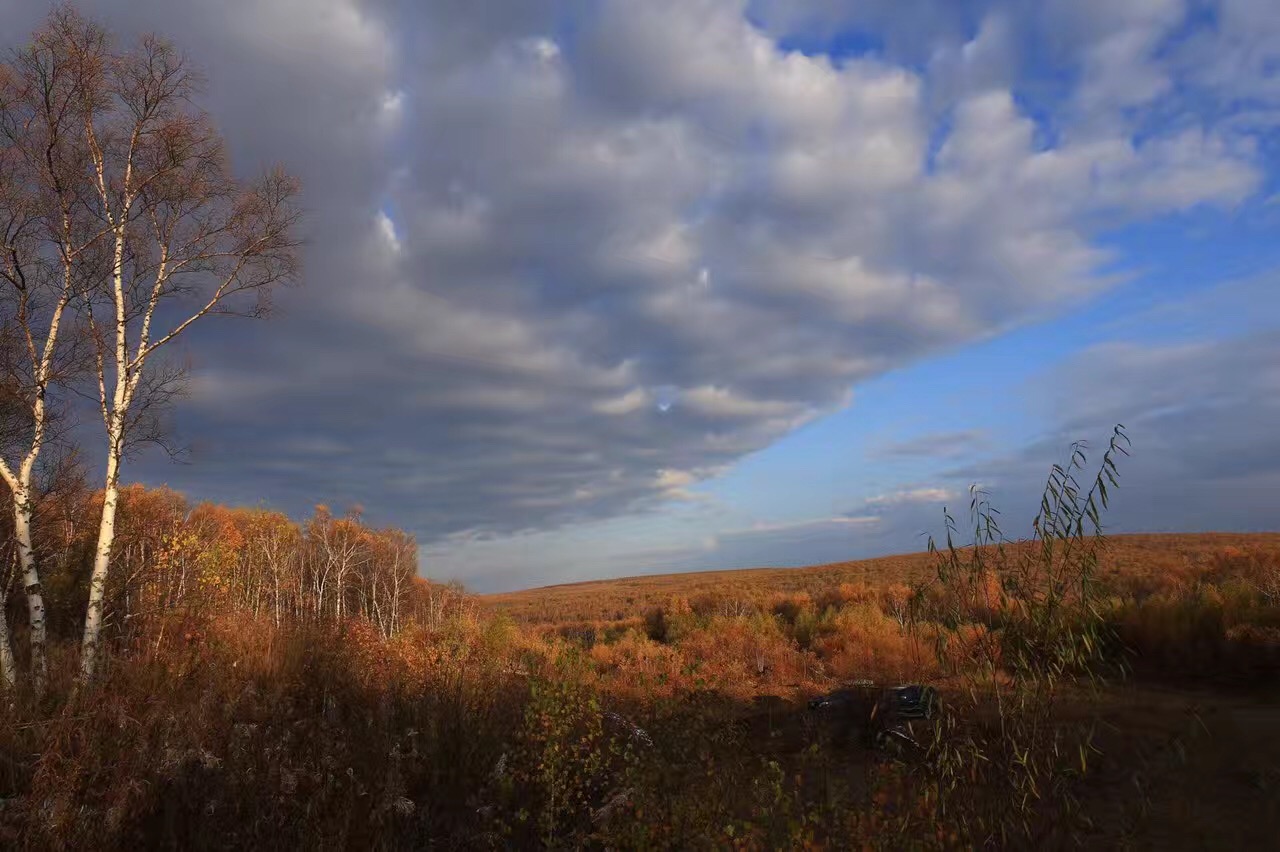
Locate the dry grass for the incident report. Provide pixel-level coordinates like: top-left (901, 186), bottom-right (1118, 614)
top-left (484, 550), bottom-right (941, 625)
top-left (486, 533), bottom-right (1280, 624)
top-left (485, 532), bottom-right (1280, 694)
top-left (0, 528), bottom-right (1275, 848)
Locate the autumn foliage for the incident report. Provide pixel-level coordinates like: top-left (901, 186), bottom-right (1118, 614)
top-left (0, 474), bottom-right (1275, 847)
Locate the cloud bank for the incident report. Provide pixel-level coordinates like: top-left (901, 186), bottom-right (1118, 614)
top-left (1, 0), bottom-right (1276, 589)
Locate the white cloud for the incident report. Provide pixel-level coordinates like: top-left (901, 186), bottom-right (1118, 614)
top-left (680, 386), bottom-right (808, 420)
top-left (1, 0), bottom-right (1271, 587)
top-left (655, 468), bottom-right (698, 491)
top-left (376, 211), bottom-right (401, 252)
top-left (865, 488), bottom-right (954, 507)
top-left (594, 387), bottom-right (652, 416)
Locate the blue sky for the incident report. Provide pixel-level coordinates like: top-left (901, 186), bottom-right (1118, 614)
top-left (3, 0), bottom-right (1277, 591)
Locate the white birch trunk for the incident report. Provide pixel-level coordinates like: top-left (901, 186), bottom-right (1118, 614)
top-left (79, 133), bottom-right (132, 682)
top-left (80, 205), bottom-right (131, 682)
top-left (273, 573), bottom-right (281, 628)
top-left (0, 249), bottom-right (71, 695)
top-left (79, 423), bottom-right (123, 681)
top-left (11, 484), bottom-right (46, 692)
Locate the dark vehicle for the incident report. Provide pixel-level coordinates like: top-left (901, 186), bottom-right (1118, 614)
top-left (809, 683), bottom-right (939, 760)
top-left (870, 684), bottom-right (938, 759)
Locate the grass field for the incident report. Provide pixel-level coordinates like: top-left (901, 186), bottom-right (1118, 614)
top-left (477, 532), bottom-right (1280, 847)
top-left (2, 523), bottom-right (1276, 848)
top-left (486, 532), bottom-right (1280, 621)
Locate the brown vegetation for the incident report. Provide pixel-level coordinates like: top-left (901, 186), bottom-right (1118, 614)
top-left (0, 467), bottom-right (1274, 848)
top-left (489, 532), bottom-right (1280, 689)
top-left (488, 533), bottom-right (1280, 625)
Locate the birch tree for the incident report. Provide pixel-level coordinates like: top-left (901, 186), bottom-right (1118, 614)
top-left (0, 11), bottom-right (106, 694)
top-left (0, 501), bottom-right (20, 688)
top-left (56, 15), bottom-right (301, 681)
top-left (361, 527), bottom-right (416, 639)
top-left (244, 509), bottom-right (300, 627)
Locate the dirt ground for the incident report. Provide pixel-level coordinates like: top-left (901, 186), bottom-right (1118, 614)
top-left (720, 682), bottom-right (1280, 849)
top-left (1076, 684), bottom-right (1280, 849)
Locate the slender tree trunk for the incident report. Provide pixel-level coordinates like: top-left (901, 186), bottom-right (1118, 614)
top-left (272, 561), bottom-right (282, 628)
top-left (391, 569), bottom-right (403, 637)
top-left (80, 423), bottom-right (123, 682)
top-left (0, 598), bottom-right (15, 691)
top-left (336, 571), bottom-right (345, 622)
top-left (11, 484), bottom-right (46, 694)
top-left (80, 193), bottom-right (132, 684)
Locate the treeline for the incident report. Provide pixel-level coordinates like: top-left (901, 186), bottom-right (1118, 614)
top-left (1, 478), bottom-right (464, 662)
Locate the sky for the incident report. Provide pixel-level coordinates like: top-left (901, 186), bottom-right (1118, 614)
top-left (2, 0), bottom-right (1278, 592)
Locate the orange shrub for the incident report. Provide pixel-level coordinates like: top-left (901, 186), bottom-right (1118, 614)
top-left (769, 592), bottom-right (811, 624)
top-left (880, 583), bottom-right (913, 627)
top-left (588, 631), bottom-right (686, 697)
top-left (812, 603), bottom-right (928, 683)
top-left (814, 581), bottom-right (877, 613)
top-left (677, 615), bottom-right (818, 697)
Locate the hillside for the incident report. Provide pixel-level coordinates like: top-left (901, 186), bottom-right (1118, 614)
top-left (485, 532), bottom-right (1280, 626)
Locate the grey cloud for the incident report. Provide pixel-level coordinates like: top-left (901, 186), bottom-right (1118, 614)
top-left (0, 0), bottom-right (1269, 587)
top-left (943, 329), bottom-right (1280, 535)
top-left (433, 320), bottom-right (1280, 593)
top-left (577, 320), bottom-right (1280, 584)
top-left (804, 328), bottom-right (1280, 560)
